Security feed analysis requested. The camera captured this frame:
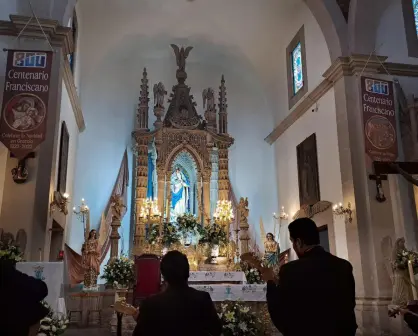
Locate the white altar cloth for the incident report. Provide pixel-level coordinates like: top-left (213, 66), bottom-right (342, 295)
top-left (188, 271), bottom-right (247, 283)
top-left (16, 262), bottom-right (64, 312)
top-left (190, 284), bottom-right (266, 301)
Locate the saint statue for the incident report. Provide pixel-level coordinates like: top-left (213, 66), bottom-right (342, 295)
top-left (171, 167), bottom-right (189, 219)
top-left (202, 88), bottom-right (215, 111)
top-left (81, 229), bottom-right (101, 288)
top-left (110, 194), bottom-right (126, 221)
top-left (153, 82), bottom-right (167, 108)
top-left (391, 237), bottom-right (412, 307)
top-left (263, 233), bottom-right (280, 268)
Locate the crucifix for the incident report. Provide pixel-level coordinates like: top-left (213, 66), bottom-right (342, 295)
top-left (369, 161), bottom-right (418, 202)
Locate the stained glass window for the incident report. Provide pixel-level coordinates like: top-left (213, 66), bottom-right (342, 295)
top-left (414, 0), bottom-right (418, 35)
top-left (291, 42), bottom-right (304, 95)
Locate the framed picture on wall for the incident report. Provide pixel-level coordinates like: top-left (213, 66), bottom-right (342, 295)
top-left (296, 133), bottom-right (320, 206)
top-left (57, 121), bottom-right (69, 195)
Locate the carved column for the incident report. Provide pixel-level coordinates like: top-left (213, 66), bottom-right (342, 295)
top-left (166, 178), bottom-right (172, 222)
top-left (109, 218), bottom-right (121, 260)
top-left (210, 147), bottom-right (219, 217)
top-left (218, 143), bottom-right (229, 201)
top-left (197, 172), bottom-right (203, 224)
top-left (157, 169), bottom-right (165, 218)
top-left (134, 136), bottom-right (149, 251)
top-left (239, 198), bottom-right (250, 254)
top-left (203, 170), bottom-right (211, 225)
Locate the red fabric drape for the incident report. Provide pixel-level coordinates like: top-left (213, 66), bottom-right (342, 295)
top-left (64, 150), bottom-right (129, 284)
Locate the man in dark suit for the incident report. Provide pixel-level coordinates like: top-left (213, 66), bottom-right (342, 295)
top-left (133, 250), bottom-right (222, 336)
top-left (0, 259), bottom-right (49, 336)
top-left (265, 218), bottom-right (357, 336)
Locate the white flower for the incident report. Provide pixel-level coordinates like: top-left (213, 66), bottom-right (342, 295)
top-left (40, 325), bottom-right (50, 330)
top-left (37, 333), bottom-right (47, 336)
top-left (238, 322), bottom-right (248, 331)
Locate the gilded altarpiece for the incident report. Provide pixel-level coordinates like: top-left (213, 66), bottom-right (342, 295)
top-left (132, 45), bottom-right (233, 254)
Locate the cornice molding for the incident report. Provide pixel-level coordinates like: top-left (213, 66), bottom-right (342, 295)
top-left (62, 58), bottom-right (85, 132)
top-left (265, 54), bottom-right (418, 145)
top-left (0, 15), bottom-right (73, 55)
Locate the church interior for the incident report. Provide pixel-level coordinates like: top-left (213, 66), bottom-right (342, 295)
top-left (1, 0), bottom-right (418, 335)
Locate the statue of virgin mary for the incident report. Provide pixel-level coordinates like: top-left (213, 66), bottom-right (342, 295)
top-left (171, 167), bottom-right (189, 219)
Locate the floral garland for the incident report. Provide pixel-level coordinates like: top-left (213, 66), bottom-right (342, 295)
top-left (218, 301), bottom-right (264, 336)
top-left (101, 255), bottom-right (135, 288)
top-left (176, 213), bottom-right (205, 237)
top-left (147, 223), bottom-right (181, 247)
top-left (199, 223), bottom-right (228, 247)
top-left (37, 301), bottom-right (69, 336)
top-left (395, 249), bottom-right (418, 272)
top-left (0, 241), bottom-right (24, 262)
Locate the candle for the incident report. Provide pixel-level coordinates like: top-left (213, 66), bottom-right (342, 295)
top-left (39, 248), bottom-right (42, 262)
top-left (408, 260), bottom-right (418, 300)
top-left (165, 199), bottom-right (169, 220)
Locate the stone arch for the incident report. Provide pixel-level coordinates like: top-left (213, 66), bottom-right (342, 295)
top-left (304, 0), bottom-right (349, 60)
top-left (164, 144), bottom-right (204, 177)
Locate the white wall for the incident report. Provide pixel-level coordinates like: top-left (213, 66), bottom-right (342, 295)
top-left (56, 81), bottom-right (79, 244)
top-left (274, 89), bottom-right (347, 260)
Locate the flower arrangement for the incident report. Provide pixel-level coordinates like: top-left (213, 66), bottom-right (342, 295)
top-left (241, 263), bottom-right (264, 284)
top-left (218, 301), bottom-right (263, 336)
top-left (0, 241), bottom-right (24, 262)
top-left (176, 213), bottom-right (205, 237)
top-left (395, 249), bottom-right (418, 272)
top-left (199, 223), bottom-right (228, 247)
top-left (147, 222), bottom-right (181, 247)
top-left (37, 301), bottom-right (69, 336)
top-left (101, 255), bottom-right (135, 288)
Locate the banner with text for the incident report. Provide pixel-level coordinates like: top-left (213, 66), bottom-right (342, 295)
top-left (0, 50), bottom-right (53, 158)
top-left (361, 76), bottom-right (398, 162)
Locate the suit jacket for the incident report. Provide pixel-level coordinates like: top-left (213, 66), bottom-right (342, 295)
top-left (0, 261), bottom-right (49, 336)
top-left (404, 313), bottom-right (418, 334)
top-left (266, 246), bottom-right (357, 336)
top-left (133, 285), bottom-right (222, 336)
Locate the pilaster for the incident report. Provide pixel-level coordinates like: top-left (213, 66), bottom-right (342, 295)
top-left (202, 170), bottom-right (211, 225)
top-left (218, 144), bottom-right (229, 201)
top-left (133, 136), bottom-right (148, 252)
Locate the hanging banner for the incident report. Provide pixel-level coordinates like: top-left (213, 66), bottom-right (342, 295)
top-left (361, 76), bottom-right (398, 162)
top-left (0, 50), bottom-right (53, 158)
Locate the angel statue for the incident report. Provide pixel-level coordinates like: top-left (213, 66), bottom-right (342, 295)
top-left (81, 229), bottom-right (101, 288)
top-left (202, 88), bottom-right (215, 111)
top-left (110, 194), bottom-right (126, 221)
top-left (389, 237), bottom-right (412, 307)
top-left (238, 197), bottom-right (249, 225)
top-left (260, 218), bottom-right (280, 268)
top-left (170, 44), bottom-right (193, 72)
top-left (153, 82), bottom-right (167, 108)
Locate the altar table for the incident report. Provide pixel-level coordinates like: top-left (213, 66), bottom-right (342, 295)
top-left (190, 284), bottom-right (266, 301)
top-left (188, 271), bottom-right (247, 283)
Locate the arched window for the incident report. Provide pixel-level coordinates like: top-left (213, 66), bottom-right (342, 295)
top-left (68, 10), bottom-right (78, 73)
top-left (402, 0), bottom-right (418, 57)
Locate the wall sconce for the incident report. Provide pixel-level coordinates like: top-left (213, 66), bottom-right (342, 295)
top-left (273, 207), bottom-right (289, 220)
top-left (50, 191), bottom-right (70, 215)
top-left (332, 202), bottom-right (353, 223)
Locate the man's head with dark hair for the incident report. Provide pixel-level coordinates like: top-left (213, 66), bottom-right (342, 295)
top-left (288, 217), bottom-right (320, 258)
top-left (160, 250), bottom-right (189, 286)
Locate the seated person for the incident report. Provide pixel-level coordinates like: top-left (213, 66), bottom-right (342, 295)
top-left (133, 251), bottom-right (222, 336)
top-left (0, 259), bottom-right (49, 336)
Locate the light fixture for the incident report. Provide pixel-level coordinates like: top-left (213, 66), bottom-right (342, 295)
top-left (213, 200), bottom-right (234, 227)
top-left (50, 191), bottom-right (70, 215)
top-left (273, 206), bottom-right (288, 220)
top-left (332, 202), bottom-right (353, 223)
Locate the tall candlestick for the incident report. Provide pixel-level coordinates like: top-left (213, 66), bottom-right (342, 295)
top-left (408, 260), bottom-right (418, 300)
top-left (39, 248), bottom-right (42, 262)
top-left (165, 199), bottom-right (169, 221)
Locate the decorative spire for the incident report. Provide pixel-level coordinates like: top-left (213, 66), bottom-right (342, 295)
top-left (218, 75), bottom-right (228, 134)
top-left (137, 68), bottom-right (149, 130)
